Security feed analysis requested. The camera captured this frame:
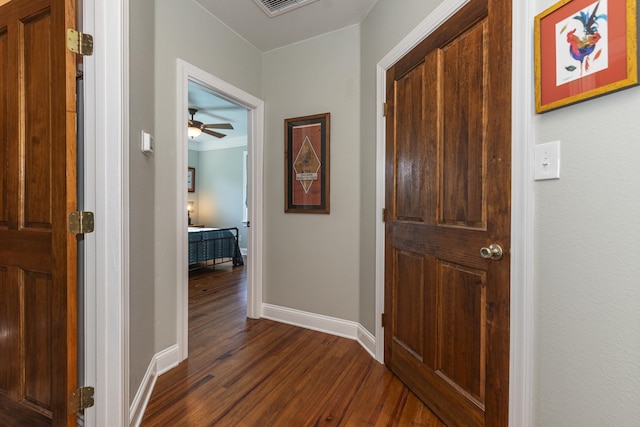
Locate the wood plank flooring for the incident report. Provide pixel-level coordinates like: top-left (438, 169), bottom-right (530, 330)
top-left (141, 263), bottom-right (445, 426)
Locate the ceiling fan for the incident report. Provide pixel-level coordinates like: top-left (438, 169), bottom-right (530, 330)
top-left (187, 108), bottom-right (234, 139)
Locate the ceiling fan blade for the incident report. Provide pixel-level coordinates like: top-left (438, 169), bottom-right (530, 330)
top-left (203, 123), bottom-right (234, 130)
top-left (201, 128), bottom-right (227, 138)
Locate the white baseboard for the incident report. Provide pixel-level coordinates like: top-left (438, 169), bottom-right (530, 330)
top-left (357, 325), bottom-right (376, 359)
top-left (156, 344), bottom-right (180, 375)
top-left (129, 345), bottom-right (179, 427)
top-left (129, 357), bottom-right (157, 427)
top-left (261, 303), bottom-right (378, 358)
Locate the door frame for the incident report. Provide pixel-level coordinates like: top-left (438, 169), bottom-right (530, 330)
top-left (81, 0), bottom-right (130, 425)
top-left (374, 0), bottom-right (534, 425)
top-left (176, 60), bottom-right (265, 361)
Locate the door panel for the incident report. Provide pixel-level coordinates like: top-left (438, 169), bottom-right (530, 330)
top-left (24, 271), bottom-right (54, 413)
top-left (393, 250), bottom-right (425, 359)
top-left (437, 262), bottom-right (486, 404)
top-left (24, 9), bottom-right (54, 229)
top-left (0, 267), bottom-right (18, 397)
top-left (384, 0), bottom-right (511, 426)
top-left (395, 63), bottom-right (427, 223)
top-left (0, 29), bottom-right (6, 226)
top-left (0, 0), bottom-right (78, 425)
top-left (440, 23), bottom-right (486, 229)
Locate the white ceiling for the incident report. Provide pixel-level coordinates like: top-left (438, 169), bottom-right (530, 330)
top-left (194, 0), bottom-right (378, 52)
top-left (187, 0), bottom-right (378, 149)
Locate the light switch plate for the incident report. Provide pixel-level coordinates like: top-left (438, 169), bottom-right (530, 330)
top-left (534, 141), bottom-right (560, 180)
top-left (141, 130), bottom-right (154, 154)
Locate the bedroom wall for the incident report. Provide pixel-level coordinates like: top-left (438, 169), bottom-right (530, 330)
top-left (358, 0), bottom-right (442, 333)
top-left (196, 146), bottom-right (248, 249)
top-left (532, 0), bottom-right (640, 424)
top-left (154, 0), bottom-right (262, 353)
top-left (262, 25), bottom-right (361, 321)
top-left (187, 149), bottom-right (200, 224)
top-left (128, 0), bottom-right (156, 404)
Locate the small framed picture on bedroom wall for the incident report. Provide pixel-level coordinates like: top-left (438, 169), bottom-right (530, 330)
top-left (284, 112), bottom-right (330, 214)
top-left (187, 167), bottom-right (195, 192)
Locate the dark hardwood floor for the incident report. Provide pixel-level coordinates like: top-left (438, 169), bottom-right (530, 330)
top-left (141, 263), bottom-right (445, 426)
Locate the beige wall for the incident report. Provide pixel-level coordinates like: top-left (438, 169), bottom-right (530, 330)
top-left (533, 0), bottom-right (640, 424)
top-left (262, 25), bottom-right (361, 320)
top-left (260, 0), bottom-right (442, 330)
top-left (129, 0), bottom-right (155, 404)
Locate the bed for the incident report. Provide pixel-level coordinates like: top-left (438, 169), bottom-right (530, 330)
top-left (188, 227), bottom-right (244, 269)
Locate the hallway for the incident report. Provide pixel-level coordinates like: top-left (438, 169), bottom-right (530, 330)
top-left (141, 264), bottom-right (444, 426)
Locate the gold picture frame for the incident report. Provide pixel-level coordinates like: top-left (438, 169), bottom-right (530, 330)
top-left (534, 0), bottom-right (638, 113)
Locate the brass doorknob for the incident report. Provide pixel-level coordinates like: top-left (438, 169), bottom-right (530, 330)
top-left (480, 244), bottom-right (503, 260)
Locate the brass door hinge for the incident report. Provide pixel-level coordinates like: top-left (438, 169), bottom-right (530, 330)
top-left (67, 29), bottom-right (94, 56)
top-left (382, 208), bottom-right (387, 222)
top-left (383, 102), bottom-right (388, 116)
top-left (69, 386), bottom-right (94, 413)
top-left (381, 313), bottom-right (386, 328)
top-left (69, 211), bottom-right (95, 234)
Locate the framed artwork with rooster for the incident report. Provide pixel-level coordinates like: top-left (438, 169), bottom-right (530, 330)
top-left (534, 0), bottom-right (638, 113)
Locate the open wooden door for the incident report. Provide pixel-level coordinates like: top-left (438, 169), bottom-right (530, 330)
top-left (0, 0), bottom-right (79, 425)
top-left (384, 0), bottom-right (511, 425)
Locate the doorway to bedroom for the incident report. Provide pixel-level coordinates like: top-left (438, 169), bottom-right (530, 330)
top-left (186, 82), bottom-right (249, 259)
top-left (177, 60), bottom-right (265, 361)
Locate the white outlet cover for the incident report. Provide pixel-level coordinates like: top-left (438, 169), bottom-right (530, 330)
top-left (534, 141), bottom-right (560, 180)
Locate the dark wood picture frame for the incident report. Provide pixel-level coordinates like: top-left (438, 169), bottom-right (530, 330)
top-left (284, 112), bottom-right (330, 214)
top-left (187, 167), bottom-right (196, 192)
top-left (534, 0), bottom-right (638, 113)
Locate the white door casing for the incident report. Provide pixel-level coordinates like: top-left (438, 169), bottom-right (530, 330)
top-left (176, 60), bottom-right (265, 362)
top-left (81, 0), bottom-right (130, 426)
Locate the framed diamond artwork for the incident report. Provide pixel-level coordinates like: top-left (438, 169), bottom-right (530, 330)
top-left (284, 113), bottom-right (330, 213)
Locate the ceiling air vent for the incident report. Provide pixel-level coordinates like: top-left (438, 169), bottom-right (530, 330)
top-left (252, 0), bottom-right (320, 17)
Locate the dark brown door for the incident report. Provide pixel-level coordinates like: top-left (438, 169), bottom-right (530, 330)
top-left (0, 0), bottom-right (78, 425)
top-left (384, 0), bottom-right (511, 426)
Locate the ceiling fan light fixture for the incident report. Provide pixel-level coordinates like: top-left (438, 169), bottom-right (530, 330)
top-left (188, 126), bottom-right (202, 139)
top-left (187, 107), bottom-right (232, 139)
